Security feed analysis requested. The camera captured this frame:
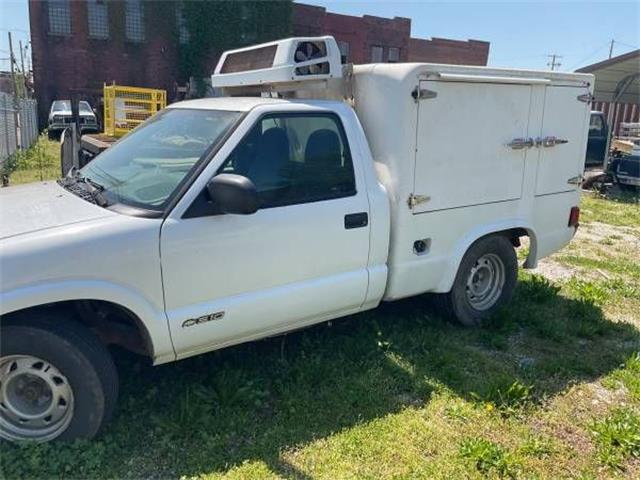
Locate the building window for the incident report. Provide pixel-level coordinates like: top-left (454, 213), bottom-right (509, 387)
top-left (371, 46), bottom-right (383, 63)
top-left (176, 2), bottom-right (189, 44)
top-left (87, 0), bottom-right (109, 39)
top-left (48, 0), bottom-right (71, 36)
top-left (125, 0), bottom-right (145, 43)
top-left (388, 47), bottom-right (400, 63)
top-left (338, 40), bottom-right (350, 64)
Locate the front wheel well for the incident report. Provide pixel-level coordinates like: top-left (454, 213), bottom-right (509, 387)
top-left (1, 300), bottom-right (152, 358)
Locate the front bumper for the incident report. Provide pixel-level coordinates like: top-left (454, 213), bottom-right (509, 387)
top-left (617, 174), bottom-right (640, 187)
top-left (49, 123), bottom-right (99, 133)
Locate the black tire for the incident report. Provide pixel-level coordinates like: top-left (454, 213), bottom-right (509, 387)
top-left (439, 235), bottom-right (518, 326)
top-left (0, 313), bottom-right (118, 441)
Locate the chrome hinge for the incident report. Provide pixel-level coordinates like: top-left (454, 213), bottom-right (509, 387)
top-left (577, 93), bottom-right (592, 103)
top-left (538, 136), bottom-right (569, 147)
top-left (567, 175), bottom-right (583, 186)
top-left (408, 193), bottom-right (431, 209)
top-left (507, 137), bottom-right (535, 150)
top-left (411, 86), bottom-right (437, 101)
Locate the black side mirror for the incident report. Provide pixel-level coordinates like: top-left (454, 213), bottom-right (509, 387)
top-left (207, 173), bottom-right (259, 215)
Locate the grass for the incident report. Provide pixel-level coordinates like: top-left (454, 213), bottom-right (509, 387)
top-left (2, 133), bottom-right (60, 186)
top-left (580, 191), bottom-right (639, 227)
top-left (1, 162), bottom-right (639, 477)
top-left (591, 408), bottom-right (640, 470)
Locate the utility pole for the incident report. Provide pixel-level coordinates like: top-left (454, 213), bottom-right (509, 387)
top-left (7, 31), bottom-right (22, 149)
top-left (19, 40), bottom-right (27, 98)
top-left (547, 53), bottom-right (562, 71)
top-left (7, 32), bottom-right (20, 98)
top-left (609, 39), bottom-right (615, 58)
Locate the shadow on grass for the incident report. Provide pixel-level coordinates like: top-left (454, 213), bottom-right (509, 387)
top-left (588, 184), bottom-right (639, 205)
top-left (3, 276), bottom-right (639, 479)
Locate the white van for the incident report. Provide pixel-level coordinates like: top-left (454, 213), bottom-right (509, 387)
top-left (0, 36), bottom-right (591, 441)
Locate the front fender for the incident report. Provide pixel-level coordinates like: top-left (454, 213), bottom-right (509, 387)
top-left (437, 219), bottom-right (538, 292)
top-left (0, 279), bottom-right (175, 364)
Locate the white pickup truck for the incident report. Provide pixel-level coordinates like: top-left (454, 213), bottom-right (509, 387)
top-left (0, 37), bottom-right (591, 442)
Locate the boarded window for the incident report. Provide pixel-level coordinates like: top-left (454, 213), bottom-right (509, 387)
top-left (87, 0), bottom-right (109, 39)
top-left (176, 2), bottom-right (189, 44)
top-left (125, 0), bottom-right (145, 42)
top-left (388, 47), bottom-right (400, 63)
top-left (370, 46), bottom-right (383, 63)
top-left (48, 0), bottom-right (71, 36)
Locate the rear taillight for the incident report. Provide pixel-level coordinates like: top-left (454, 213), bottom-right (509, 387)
top-left (568, 206), bottom-right (580, 228)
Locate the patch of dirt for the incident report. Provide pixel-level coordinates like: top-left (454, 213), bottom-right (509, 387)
top-left (577, 222), bottom-right (640, 249)
top-left (530, 258), bottom-right (578, 282)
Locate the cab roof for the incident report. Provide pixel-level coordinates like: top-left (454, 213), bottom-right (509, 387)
top-left (166, 97), bottom-right (311, 112)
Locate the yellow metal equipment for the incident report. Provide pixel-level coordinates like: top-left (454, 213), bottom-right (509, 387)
top-left (103, 84), bottom-right (166, 137)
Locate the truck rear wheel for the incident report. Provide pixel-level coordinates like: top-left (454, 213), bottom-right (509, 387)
top-left (441, 235), bottom-right (517, 326)
top-left (0, 314), bottom-right (118, 442)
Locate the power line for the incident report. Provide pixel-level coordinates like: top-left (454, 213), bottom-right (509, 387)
top-left (567, 42), bottom-right (610, 70)
top-left (546, 53), bottom-right (562, 71)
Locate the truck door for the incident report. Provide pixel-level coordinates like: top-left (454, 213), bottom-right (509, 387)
top-left (534, 85), bottom-right (591, 195)
top-left (160, 111), bottom-right (371, 357)
top-left (412, 79), bottom-right (532, 213)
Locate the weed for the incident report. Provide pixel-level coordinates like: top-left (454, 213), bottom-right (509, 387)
top-left (444, 402), bottom-right (470, 422)
top-left (591, 408), bottom-right (640, 470)
top-left (604, 352), bottom-right (640, 401)
top-left (566, 278), bottom-right (609, 306)
top-left (519, 274), bottom-right (560, 303)
top-left (603, 278), bottom-right (640, 300)
top-left (473, 380), bottom-right (534, 417)
top-left (518, 435), bottom-right (555, 459)
top-left (459, 437), bottom-right (519, 478)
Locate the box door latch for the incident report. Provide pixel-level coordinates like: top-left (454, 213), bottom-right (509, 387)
top-left (408, 194), bottom-right (431, 209)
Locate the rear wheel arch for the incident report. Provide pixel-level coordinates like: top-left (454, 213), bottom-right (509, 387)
top-left (440, 232), bottom-right (519, 326)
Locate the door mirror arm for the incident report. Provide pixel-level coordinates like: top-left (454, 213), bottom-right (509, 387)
top-left (206, 174), bottom-right (259, 215)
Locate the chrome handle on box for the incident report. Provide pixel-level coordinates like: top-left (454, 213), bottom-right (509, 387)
top-left (538, 136), bottom-right (569, 148)
top-left (507, 137), bottom-right (535, 150)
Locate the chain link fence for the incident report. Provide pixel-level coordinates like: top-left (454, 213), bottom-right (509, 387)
top-left (0, 92), bottom-right (39, 169)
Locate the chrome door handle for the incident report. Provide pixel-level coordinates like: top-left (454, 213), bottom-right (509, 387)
top-left (507, 137), bottom-right (535, 150)
top-left (567, 175), bottom-right (583, 186)
top-left (538, 136), bottom-right (569, 147)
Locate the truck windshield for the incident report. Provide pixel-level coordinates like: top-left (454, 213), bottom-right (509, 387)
top-left (80, 108), bottom-right (241, 211)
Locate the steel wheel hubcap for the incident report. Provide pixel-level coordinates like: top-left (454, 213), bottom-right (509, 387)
top-left (0, 355), bottom-right (74, 441)
top-left (465, 253), bottom-right (505, 311)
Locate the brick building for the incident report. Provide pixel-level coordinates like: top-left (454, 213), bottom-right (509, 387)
top-left (29, 1), bottom-right (490, 126)
top-left (293, 3), bottom-right (489, 66)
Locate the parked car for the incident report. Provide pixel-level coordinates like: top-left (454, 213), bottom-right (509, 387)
top-left (0, 36), bottom-right (591, 442)
top-left (47, 100), bottom-right (99, 139)
top-left (585, 110), bottom-right (609, 167)
top-left (612, 146), bottom-right (640, 189)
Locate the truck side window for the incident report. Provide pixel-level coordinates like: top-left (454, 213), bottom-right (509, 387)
top-left (589, 114), bottom-right (604, 137)
top-left (221, 113), bottom-right (356, 209)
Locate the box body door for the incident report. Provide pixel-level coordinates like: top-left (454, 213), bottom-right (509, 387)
top-left (413, 80), bottom-right (532, 213)
top-left (534, 85), bottom-right (591, 195)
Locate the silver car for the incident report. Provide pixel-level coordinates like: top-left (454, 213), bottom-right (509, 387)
top-left (48, 100), bottom-right (99, 139)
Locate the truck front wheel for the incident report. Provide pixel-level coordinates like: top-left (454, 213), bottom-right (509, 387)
top-left (0, 314), bottom-right (118, 442)
top-left (441, 235), bottom-right (518, 326)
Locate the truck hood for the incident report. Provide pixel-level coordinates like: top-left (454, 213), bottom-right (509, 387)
top-left (0, 181), bottom-right (116, 240)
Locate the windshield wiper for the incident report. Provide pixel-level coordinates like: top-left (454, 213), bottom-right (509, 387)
top-left (58, 171), bottom-right (110, 207)
top-left (79, 175), bottom-right (109, 207)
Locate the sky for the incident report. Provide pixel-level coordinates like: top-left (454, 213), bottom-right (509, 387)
top-left (1, 0), bottom-right (638, 73)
